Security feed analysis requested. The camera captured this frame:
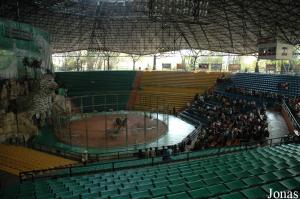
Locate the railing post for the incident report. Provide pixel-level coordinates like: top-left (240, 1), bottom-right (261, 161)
top-left (118, 152), bottom-right (120, 159)
top-left (152, 157), bottom-right (154, 166)
top-left (19, 173), bottom-right (23, 184)
top-left (31, 173), bottom-right (34, 182)
top-left (187, 152), bottom-right (190, 161)
top-left (112, 162), bottom-right (115, 171)
top-left (270, 139), bottom-right (273, 147)
top-left (70, 167), bottom-right (72, 177)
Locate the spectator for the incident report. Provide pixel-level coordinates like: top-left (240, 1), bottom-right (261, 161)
top-left (144, 148), bottom-right (149, 158)
top-left (172, 106), bottom-right (176, 116)
top-left (182, 91), bottom-right (269, 151)
top-left (162, 146), bottom-right (168, 161)
top-left (162, 146), bottom-right (172, 161)
top-left (81, 150), bottom-right (88, 166)
top-left (138, 149), bottom-right (144, 159)
top-left (149, 147), bottom-right (155, 158)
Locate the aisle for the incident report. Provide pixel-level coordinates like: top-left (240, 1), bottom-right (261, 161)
top-left (266, 110), bottom-right (289, 140)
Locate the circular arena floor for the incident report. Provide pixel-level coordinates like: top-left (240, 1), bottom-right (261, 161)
top-left (34, 111), bottom-right (195, 154)
top-left (56, 112), bottom-right (168, 148)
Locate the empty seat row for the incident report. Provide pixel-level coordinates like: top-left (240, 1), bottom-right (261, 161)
top-left (0, 144), bottom-right (76, 175)
top-left (2, 143), bottom-right (300, 199)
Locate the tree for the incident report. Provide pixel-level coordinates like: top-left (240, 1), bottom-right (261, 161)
top-left (186, 49), bottom-right (201, 70)
top-left (103, 51), bottom-right (120, 70)
top-left (130, 54), bottom-right (141, 70)
top-left (64, 55), bottom-right (78, 71)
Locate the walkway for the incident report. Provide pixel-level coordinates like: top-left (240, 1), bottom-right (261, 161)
top-left (266, 110), bottom-right (289, 141)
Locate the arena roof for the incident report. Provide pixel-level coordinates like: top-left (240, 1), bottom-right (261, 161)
top-left (1, 0), bottom-right (300, 55)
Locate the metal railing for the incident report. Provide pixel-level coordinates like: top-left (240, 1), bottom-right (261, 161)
top-left (20, 135), bottom-right (299, 183)
top-left (282, 100), bottom-right (300, 131)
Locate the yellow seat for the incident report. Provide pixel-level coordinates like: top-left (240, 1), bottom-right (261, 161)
top-left (0, 144), bottom-right (77, 175)
top-left (134, 71), bottom-right (228, 111)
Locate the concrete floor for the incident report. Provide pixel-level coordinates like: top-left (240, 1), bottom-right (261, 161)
top-left (266, 110), bottom-right (289, 141)
top-left (150, 110), bottom-right (290, 147)
top-left (147, 114), bottom-right (195, 148)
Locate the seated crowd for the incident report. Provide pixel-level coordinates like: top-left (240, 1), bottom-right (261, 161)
top-left (189, 92), bottom-right (269, 150)
top-left (225, 86), bottom-right (283, 102)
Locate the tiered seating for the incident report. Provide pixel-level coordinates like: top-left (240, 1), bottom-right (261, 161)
top-left (0, 144), bottom-right (76, 175)
top-left (231, 73), bottom-right (300, 97)
top-left (134, 72), bottom-right (225, 112)
top-left (179, 97), bottom-right (219, 127)
top-left (3, 144), bottom-right (300, 199)
top-left (55, 71), bottom-right (137, 111)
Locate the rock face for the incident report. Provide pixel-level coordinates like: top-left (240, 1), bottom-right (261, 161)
top-left (0, 112), bottom-right (37, 142)
top-left (0, 74), bottom-right (57, 143)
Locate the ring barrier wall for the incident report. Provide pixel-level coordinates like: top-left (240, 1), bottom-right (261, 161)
top-left (52, 93), bottom-right (170, 153)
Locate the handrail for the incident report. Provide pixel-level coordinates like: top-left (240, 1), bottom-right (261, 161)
top-left (69, 91), bottom-right (130, 99)
top-left (282, 100), bottom-right (300, 131)
top-left (21, 135), bottom-right (298, 183)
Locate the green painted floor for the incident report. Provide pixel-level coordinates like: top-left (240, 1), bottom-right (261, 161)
top-left (32, 112), bottom-right (195, 156)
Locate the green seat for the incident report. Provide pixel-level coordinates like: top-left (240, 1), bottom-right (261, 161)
top-left (287, 166), bottom-right (300, 176)
top-left (73, 189), bottom-right (89, 195)
top-left (240, 165), bottom-right (255, 170)
top-left (166, 192), bottom-right (191, 199)
top-left (63, 195), bottom-right (80, 199)
top-left (136, 183), bottom-right (154, 191)
top-left (272, 170), bottom-right (293, 179)
top-left (152, 197), bottom-right (166, 199)
top-left (294, 176), bottom-right (300, 182)
top-left (186, 180), bottom-right (205, 189)
top-left (138, 180), bottom-right (153, 185)
top-left (242, 176), bottom-right (264, 186)
top-left (200, 172), bottom-right (215, 179)
top-left (234, 171), bottom-right (251, 179)
top-left (16, 195), bottom-right (35, 199)
top-left (219, 192), bottom-right (246, 199)
top-left (110, 194), bottom-right (131, 199)
top-left (280, 178), bottom-right (300, 190)
top-left (215, 169), bottom-right (230, 176)
top-left (241, 187), bottom-right (267, 199)
top-left (168, 183), bottom-right (189, 193)
top-left (119, 187), bottom-right (137, 194)
top-left (225, 180), bottom-right (247, 191)
top-left (229, 167), bottom-right (243, 173)
top-left (207, 184), bottom-right (229, 195)
top-left (203, 177), bottom-right (222, 186)
top-left (151, 187), bottom-right (171, 197)
top-left (130, 190), bottom-right (151, 199)
top-left (188, 188), bottom-right (211, 199)
top-left (185, 174), bottom-right (200, 182)
top-left (274, 163), bottom-right (289, 169)
top-left (219, 174), bottom-right (236, 182)
top-left (259, 173), bottom-right (279, 183)
top-left (35, 193), bottom-right (55, 199)
top-left (248, 168), bottom-right (265, 175)
top-left (153, 180), bottom-right (170, 188)
top-left (55, 191), bottom-right (71, 198)
top-left (89, 186), bottom-right (106, 193)
top-left (261, 182), bottom-right (288, 192)
top-left (101, 189), bottom-right (119, 198)
top-left (169, 178), bottom-right (186, 185)
top-left (262, 165), bottom-right (277, 172)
